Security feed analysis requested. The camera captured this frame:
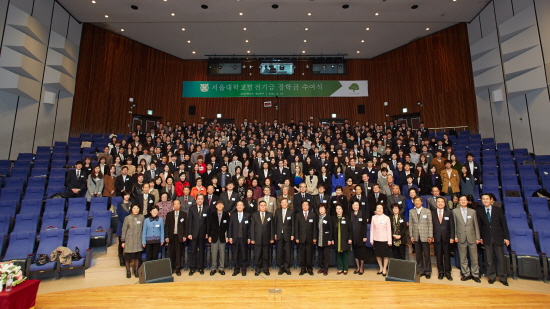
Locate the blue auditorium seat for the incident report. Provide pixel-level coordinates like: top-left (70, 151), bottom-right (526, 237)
top-left (2, 231), bottom-right (36, 262)
top-left (505, 209), bottom-right (529, 230)
top-left (66, 211), bottom-right (88, 228)
top-left (12, 213), bottom-right (39, 233)
top-left (40, 212), bottom-right (65, 232)
top-left (44, 198), bottom-right (65, 214)
top-left (89, 197), bottom-right (109, 216)
top-left (509, 228), bottom-right (543, 279)
top-left (526, 197), bottom-right (548, 214)
top-left (29, 229), bottom-right (64, 279)
top-left (60, 227), bottom-right (92, 278)
top-left (19, 199), bottom-right (43, 214)
top-left (90, 210), bottom-right (113, 247)
top-left (0, 200), bottom-right (17, 219)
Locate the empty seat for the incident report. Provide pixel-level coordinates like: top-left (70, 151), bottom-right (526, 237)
top-left (27, 177), bottom-right (47, 188)
top-left (502, 185), bottom-right (521, 198)
top-left (4, 177), bottom-right (26, 189)
top-left (503, 197), bottom-right (524, 212)
top-left (509, 228), bottom-right (542, 279)
top-left (520, 174), bottom-right (540, 187)
top-left (531, 209), bottom-right (550, 232)
top-left (524, 185), bottom-right (542, 198)
top-left (54, 141), bottom-right (67, 147)
top-left (10, 168), bottom-right (29, 179)
top-left (483, 174), bottom-right (499, 187)
top-left (12, 213), bottom-right (39, 233)
top-left (31, 168), bottom-right (48, 177)
top-left (518, 165), bottom-right (536, 177)
top-left (0, 187), bottom-right (22, 203)
top-left (66, 211), bottom-right (88, 228)
top-left (48, 177), bottom-right (66, 188)
top-left (482, 185), bottom-right (500, 202)
top-left (505, 209), bottom-right (529, 230)
top-left (0, 200), bottom-right (17, 218)
top-left (482, 165), bottom-right (498, 176)
top-left (0, 214), bottom-right (11, 235)
top-left (24, 187), bottom-right (45, 201)
top-left (49, 168), bottom-right (66, 178)
top-left (526, 197), bottom-right (548, 213)
top-left (67, 197), bottom-right (87, 215)
top-left (89, 197), bottom-right (108, 216)
top-left (44, 198), bottom-right (65, 214)
top-left (51, 160), bottom-right (67, 169)
top-left (32, 160), bottom-right (50, 169)
top-left (514, 148), bottom-right (529, 157)
top-left (501, 174), bottom-right (518, 187)
top-left (46, 186), bottom-right (66, 198)
top-left (20, 199), bottom-right (43, 214)
top-left (40, 212), bottom-right (65, 232)
top-left (2, 231), bottom-right (36, 262)
top-left (482, 156), bottom-right (497, 166)
top-left (497, 143), bottom-right (511, 150)
top-left (90, 210), bottom-right (113, 247)
top-left (29, 228), bottom-right (64, 279)
top-left (36, 146), bottom-right (51, 155)
top-left (60, 227), bottom-right (91, 277)
top-left (17, 153), bottom-right (34, 161)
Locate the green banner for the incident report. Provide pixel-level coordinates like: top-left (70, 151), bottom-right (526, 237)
top-left (182, 80), bottom-right (368, 98)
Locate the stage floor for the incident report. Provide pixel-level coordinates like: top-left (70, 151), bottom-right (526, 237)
top-left (36, 279), bottom-right (550, 308)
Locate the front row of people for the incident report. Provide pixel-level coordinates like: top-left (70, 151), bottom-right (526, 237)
top-left (119, 192), bottom-right (510, 286)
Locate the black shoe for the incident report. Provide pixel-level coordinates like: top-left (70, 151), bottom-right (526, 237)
top-left (500, 280), bottom-right (509, 286)
top-left (438, 274), bottom-right (444, 280)
top-left (210, 270), bottom-right (216, 276)
top-left (461, 275), bottom-right (471, 281)
top-left (219, 270), bottom-right (225, 275)
top-left (189, 270), bottom-right (195, 276)
top-left (119, 256), bottom-right (125, 267)
top-left (286, 270), bottom-right (291, 275)
top-left (299, 269), bottom-right (306, 276)
top-left (255, 271), bottom-right (260, 276)
top-left (233, 270), bottom-right (240, 276)
top-left (488, 279), bottom-right (495, 284)
top-left (377, 271), bottom-right (383, 275)
top-left (242, 270), bottom-right (247, 276)
top-left (126, 270), bottom-right (131, 278)
top-left (134, 270), bottom-right (138, 278)
top-left (446, 274), bottom-right (453, 281)
top-left (199, 269), bottom-right (205, 275)
top-left (176, 270), bottom-right (181, 276)
top-left (278, 270), bottom-right (284, 275)
top-left (308, 269), bottom-right (314, 276)
top-left (472, 277), bottom-right (481, 283)
top-left (419, 273), bottom-right (425, 277)
top-left (264, 270), bottom-right (270, 276)
top-left (425, 274), bottom-right (431, 279)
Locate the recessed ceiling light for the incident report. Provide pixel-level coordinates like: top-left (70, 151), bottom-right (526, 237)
top-left (192, 51), bottom-right (196, 54)
top-left (187, 40), bottom-right (191, 43)
top-left (201, 4), bottom-right (208, 9)
top-left (91, 0), bottom-right (96, 3)
top-left (245, 39), bottom-right (248, 42)
top-left (104, 15), bottom-right (108, 18)
top-left (302, 50), bottom-right (306, 53)
top-left (239, 12), bottom-right (243, 15)
top-left (426, 27), bottom-right (430, 30)
top-left (361, 40), bottom-right (364, 43)
top-left (272, 4), bottom-right (279, 9)
top-left (243, 27), bottom-right (247, 30)
top-left (121, 29), bottom-right (124, 31)
top-left (181, 28), bottom-right (185, 31)
top-left (308, 13), bottom-right (311, 16)
top-left (131, 5), bottom-right (138, 10)
top-left (304, 39), bottom-right (307, 42)
top-left (375, 13), bottom-right (379, 16)
top-left (366, 27), bottom-right (370, 30)
top-left (357, 51), bottom-right (360, 53)
top-left (342, 4), bottom-right (349, 9)
top-left (247, 50), bottom-right (250, 53)
top-left (164, 0), bottom-right (167, 1)
top-left (305, 27), bottom-right (308, 30)
top-left (171, 13), bottom-right (175, 16)
top-left (411, 5), bottom-right (419, 9)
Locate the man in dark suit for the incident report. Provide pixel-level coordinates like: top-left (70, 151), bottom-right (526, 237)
top-left (272, 160), bottom-right (290, 192)
top-left (432, 197), bottom-right (455, 281)
top-left (250, 201), bottom-right (274, 276)
top-left (219, 182), bottom-right (237, 214)
top-left (293, 183), bottom-right (314, 213)
top-left (66, 161), bottom-right (87, 198)
top-left (216, 165), bottom-right (232, 191)
top-left (344, 158), bottom-right (362, 185)
top-left (426, 187), bottom-right (448, 211)
top-left (477, 193), bottom-right (510, 286)
top-left (349, 185), bottom-right (369, 215)
top-left (187, 194), bottom-right (209, 275)
top-left (359, 173), bottom-right (376, 198)
top-left (228, 201), bottom-right (251, 276)
top-left (144, 162), bottom-right (159, 182)
top-left (295, 201), bottom-right (318, 276)
top-left (386, 185), bottom-right (406, 215)
top-left (115, 166), bottom-right (133, 196)
top-left (164, 199), bottom-right (187, 276)
top-left (208, 201), bottom-right (230, 276)
top-left (464, 153), bottom-right (482, 185)
top-left (252, 153), bottom-right (265, 175)
top-left (136, 183), bottom-right (155, 217)
top-left (167, 156), bottom-right (179, 174)
top-left (368, 184), bottom-right (387, 218)
top-left (273, 197), bottom-right (294, 275)
top-left (312, 185), bottom-right (330, 210)
top-left (204, 185), bottom-right (220, 209)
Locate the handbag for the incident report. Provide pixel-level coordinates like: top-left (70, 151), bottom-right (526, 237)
top-left (71, 247), bottom-right (82, 261)
top-left (65, 226), bottom-right (77, 237)
top-left (36, 254), bottom-right (50, 265)
top-left (94, 226), bottom-right (106, 233)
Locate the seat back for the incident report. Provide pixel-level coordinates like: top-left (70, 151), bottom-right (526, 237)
top-left (20, 199), bottom-right (43, 214)
top-left (4, 231), bottom-right (36, 261)
top-left (66, 211), bottom-right (89, 228)
top-left (538, 229), bottom-right (550, 255)
top-left (509, 228), bottom-right (538, 256)
top-left (90, 210), bottom-right (112, 232)
top-left (531, 209), bottom-right (550, 232)
top-left (89, 197), bottom-right (109, 215)
top-left (0, 214), bottom-right (11, 235)
top-left (12, 213), bottom-right (39, 233)
top-left (44, 198), bottom-right (66, 214)
top-left (41, 212), bottom-right (65, 232)
top-left (66, 227), bottom-right (91, 251)
top-left (0, 200), bottom-right (17, 218)
top-left (36, 229), bottom-right (65, 257)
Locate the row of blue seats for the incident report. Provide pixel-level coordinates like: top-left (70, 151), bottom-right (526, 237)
top-left (0, 196), bottom-right (118, 219)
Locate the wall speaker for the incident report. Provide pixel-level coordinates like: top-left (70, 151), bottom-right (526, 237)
top-left (188, 105), bottom-right (196, 115)
top-left (357, 105), bottom-right (365, 114)
top-left (138, 258), bottom-right (174, 284)
top-left (491, 89), bottom-right (504, 102)
top-left (385, 258), bottom-right (420, 282)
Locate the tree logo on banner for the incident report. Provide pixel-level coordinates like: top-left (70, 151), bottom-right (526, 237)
top-left (348, 83), bottom-right (359, 92)
top-left (200, 84), bottom-right (210, 92)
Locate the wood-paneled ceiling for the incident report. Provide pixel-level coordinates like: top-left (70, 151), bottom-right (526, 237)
top-left (58, 0), bottom-right (489, 60)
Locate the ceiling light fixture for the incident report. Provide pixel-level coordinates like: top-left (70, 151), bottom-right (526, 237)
top-left (357, 51), bottom-right (360, 53)
top-left (239, 12), bottom-right (243, 15)
top-left (201, 4), bottom-right (208, 9)
top-left (305, 27), bottom-right (308, 30)
top-left (375, 12), bottom-right (379, 16)
top-left (245, 39), bottom-right (248, 42)
top-left (121, 29), bottom-right (124, 31)
top-left (171, 13), bottom-right (175, 16)
top-left (92, 0), bottom-right (96, 3)
top-left (247, 50), bottom-right (250, 53)
top-left (426, 27), bottom-right (430, 30)
top-left (181, 28), bottom-right (185, 31)
top-left (302, 50), bottom-right (306, 53)
top-left (272, 4), bottom-right (279, 9)
top-left (308, 13), bottom-right (311, 16)
top-left (304, 39), bottom-right (307, 42)
top-left (366, 27), bottom-right (370, 30)
top-left (243, 27), bottom-right (247, 30)
top-left (192, 51), bottom-right (196, 54)
top-left (342, 4), bottom-right (349, 9)
top-left (104, 15), bottom-right (108, 18)
top-left (361, 40), bottom-right (364, 43)
top-left (187, 40), bottom-right (191, 43)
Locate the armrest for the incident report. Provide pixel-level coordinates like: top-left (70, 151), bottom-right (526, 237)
top-left (542, 253), bottom-right (548, 284)
top-left (85, 248), bottom-right (93, 269)
top-left (107, 228), bottom-right (113, 247)
top-left (510, 250), bottom-right (518, 280)
top-left (25, 254), bottom-right (32, 277)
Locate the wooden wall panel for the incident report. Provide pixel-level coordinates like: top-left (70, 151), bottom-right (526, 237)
top-left (70, 23), bottom-right (477, 136)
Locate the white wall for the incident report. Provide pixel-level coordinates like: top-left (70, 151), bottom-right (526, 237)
top-left (468, 0), bottom-right (550, 155)
top-left (0, 0), bottom-right (81, 159)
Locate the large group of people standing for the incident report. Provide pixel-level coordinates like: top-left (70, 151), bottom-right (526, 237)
top-left (64, 118), bottom-right (510, 285)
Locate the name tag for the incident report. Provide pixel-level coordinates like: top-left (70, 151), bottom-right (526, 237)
top-left (422, 215), bottom-right (427, 219)
top-left (467, 215), bottom-right (472, 219)
top-left (223, 220), bottom-right (227, 223)
top-left (341, 220), bottom-right (346, 224)
top-left (188, 202), bottom-right (192, 205)
top-left (398, 201), bottom-right (402, 204)
top-left (325, 231), bottom-right (329, 234)
top-left (309, 219), bottom-right (313, 223)
top-left (361, 202), bottom-right (365, 205)
top-left (155, 225), bottom-right (160, 228)
top-left (322, 200), bottom-right (327, 203)
top-left (379, 200), bottom-right (384, 203)
top-left (136, 221), bottom-right (141, 224)
top-left (368, 187), bottom-right (371, 190)
top-left (282, 172), bottom-right (286, 175)
top-left (444, 217), bottom-right (449, 220)
top-left (322, 220), bottom-right (327, 224)
top-left (466, 177), bottom-right (470, 180)
top-left (355, 171), bottom-right (358, 174)
top-left (203, 213), bottom-right (207, 217)
top-left (245, 220), bottom-right (249, 224)
top-left (399, 219), bottom-right (404, 223)
top-left (250, 203), bottom-right (254, 206)
top-left (180, 218), bottom-right (184, 222)
top-left (333, 201), bottom-right (337, 204)
top-left (380, 221), bottom-right (386, 225)
top-left (474, 166), bottom-right (477, 169)
top-left (287, 216), bottom-right (292, 220)
top-left (359, 218), bottom-right (363, 222)
top-left (232, 198), bottom-right (236, 201)
top-left (267, 217), bottom-right (271, 221)
top-left (270, 202), bottom-right (273, 205)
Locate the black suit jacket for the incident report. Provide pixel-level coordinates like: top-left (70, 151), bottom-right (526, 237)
top-left (208, 211), bottom-right (230, 243)
top-left (368, 192), bottom-right (387, 217)
top-left (349, 194), bottom-right (369, 215)
top-left (204, 194), bottom-right (220, 209)
top-left (295, 211), bottom-right (318, 243)
top-left (136, 193), bottom-right (156, 215)
top-left (274, 208), bottom-right (295, 241)
top-left (344, 167), bottom-right (362, 184)
top-left (349, 211), bottom-right (368, 245)
top-left (115, 174), bottom-right (133, 195)
top-left (258, 169), bottom-right (273, 184)
top-left (250, 211), bottom-right (274, 245)
top-left (228, 212), bottom-right (251, 240)
top-left (431, 209), bottom-right (455, 242)
top-left (216, 172), bottom-right (232, 188)
top-left (317, 214), bottom-right (333, 247)
top-left (272, 168), bottom-right (290, 186)
top-left (312, 193), bottom-right (330, 210)
top-left (293, 193), bottom-right (314, 213)
top-left (165, 210), bottom-right (188, 241)
top-left (66, 169), bottom-right (87, 190)
top-left (317, 174), bottom-right (332, 191)
top-left (464, 161), bottom-right (482, 185)
top-left (476, 206), bottom-right (510, 245)
top-left (187, 204), bottom-right (210, 238)
top-left (220, 191), bottom-right (238, 213)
